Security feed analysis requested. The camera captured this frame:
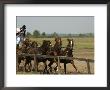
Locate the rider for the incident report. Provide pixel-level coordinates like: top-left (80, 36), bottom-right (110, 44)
top-left (16, 25), bottom-right (26, 47)
top-left (20, 25), bottom-right (26, 38)
top-left (16, 28), bottom-right (21, 45)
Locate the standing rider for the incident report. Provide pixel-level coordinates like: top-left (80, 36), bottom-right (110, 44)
top-left (16, 25), bottom-right (26, 47)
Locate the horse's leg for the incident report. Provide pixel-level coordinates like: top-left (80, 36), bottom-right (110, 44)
top-left (64, 61), bottom-right (66, 74)
top-left (71, 60), bottom-right (78, 72)
top-left (43, 60), bottom-right (48, 74)
top-left (36, 59), bottom-right (38, 72)
top-left (54, 59), bottom-right (62, 74)
top-left (48, 60), bottom-right (54, 73)
top-left (27, 64), bottom-right (30, 72)
top-left (53, 60), bottom-right (58, 73)
top-left (52, 58), bottom-right (58, 73)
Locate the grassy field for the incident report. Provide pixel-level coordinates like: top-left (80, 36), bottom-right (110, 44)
top-left (17, 37), bottom-right (94, 74)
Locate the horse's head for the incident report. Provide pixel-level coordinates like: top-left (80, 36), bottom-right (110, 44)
top-left (55, 37), bottom-right (62, 45)
top-left (41, 40), bottom-right (52, 55)
top-left (32, 41), bottom-right (38, 48)
top-left (53, 37), bottom-right (62, 55)
top-left (64, 38), bottom-right (74, 57)
top-left (67, 38), bottom-right (74, 48)
top-left (42, 40), bottom-right (51, 46)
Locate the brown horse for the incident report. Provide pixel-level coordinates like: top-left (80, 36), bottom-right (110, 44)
top-left (17, 38), bottom-right (39, 72)
top-left (47, 37), bottom-right (63, 73)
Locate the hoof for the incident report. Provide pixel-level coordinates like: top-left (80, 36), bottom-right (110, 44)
top-left (76, 70), bottom-right (80, 73)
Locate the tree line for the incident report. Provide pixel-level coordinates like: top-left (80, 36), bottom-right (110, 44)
top-left (26, 30), bottom-right (94, 38)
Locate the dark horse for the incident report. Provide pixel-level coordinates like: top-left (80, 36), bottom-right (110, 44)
top-left (17, 37), bottom-right (39, 72)
top-left (62, 38), bottom-right (78, 74)
top-left (48, 38), bottom-right (78, 74)
top-left (37, 40), bottom-right (52, 73)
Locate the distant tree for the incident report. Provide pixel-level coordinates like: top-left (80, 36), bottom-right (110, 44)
top-left (33, 30), bottom-right (40, 37)
top-left (68, 33), bottom-right (72, 38)
top-left (26, 32), bottom-right (31, 36)
top-left (79, 33), bottom-right (85, 37)
top-left (88, 33), bottom-right (94, 37)
top-left (52, 32), bottom-right (58, 37)
top-left (26, 32), bottom-right (32, 37)
top-left (41, 32), bottom-right (46, 37)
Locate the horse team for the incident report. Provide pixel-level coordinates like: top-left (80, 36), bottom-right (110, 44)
top-left (16, 25), bottom-right (78, 74)
top-left (16, 37), bottom-right (79, 74)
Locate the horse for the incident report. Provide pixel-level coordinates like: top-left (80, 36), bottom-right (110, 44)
top-left (40, 40), bottom-right (52, 55)
top-left (17, 37), bottom-right (39, 72)
top-left (47, 37), bottom-right (63, 73)
top-left (48, 38), bottom-right (78, 74)
top-left (25, 40), bottom-right (39, 71)
top-left (36, 40), bottom-right (52, 73)
top-left (61, 38), bottom-right (78, 74)
top-left (27, 41), bottom-right (38, 54)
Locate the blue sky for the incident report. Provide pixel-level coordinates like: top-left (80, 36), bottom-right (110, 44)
top-left (17, 16), bottom-right (94, 34)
